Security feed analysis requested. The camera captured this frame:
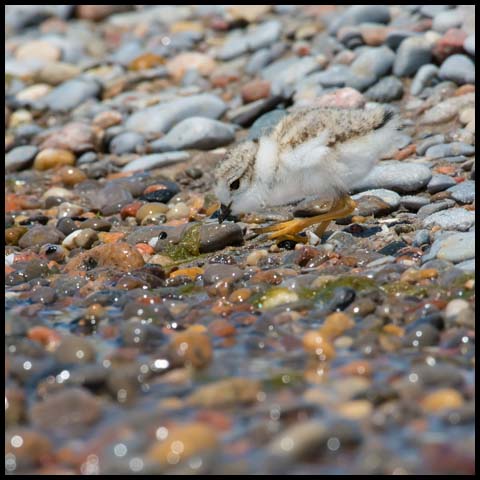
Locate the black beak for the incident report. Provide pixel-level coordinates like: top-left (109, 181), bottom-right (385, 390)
top-left (218, 203), bottom-right (232, 224)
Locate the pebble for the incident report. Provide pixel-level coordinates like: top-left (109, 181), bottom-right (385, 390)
top-left (33, 148), bottom-right (75, 170)
top-left (43, 78), bottom-right (101, 112)
top-left (248, 109), bottom-right (287, 140)
top-left (424, 232), bottom-right (475, 263)
top-left (447, 180), bottom-right (475, 204)
top-left (427, 174), bottom-right (457, 193)
top-left (18, 225), bottom-right (64, 248)
top-left (166, 52), bottom-right (216, 80)
top-left (352, 161), bottom-right (432, 193)
top-left (329, 5), bottom-right (391, 34)
top-left (39, 122), bottom-right (96, 153)
top-left (420, 92), bottom-right (475, 124)
top-left (122, 152), bottom-right (189, 173)
top-left (150, 117), bottom-right (235, 152)
top-left (413, 229), bottom-right (430, 247)
top-left (168, 330), bottom-right (212, 369)
top-left (54, 335), bottom-right (96, 364)
top-left (417, 200), bottom-right (456, 219)
top-left (199, 223), bottom-right (244, 253)
top-left (64, 242), bottom-right (145, 272)
top-left (364, 76), bottom-right (404, 102)
top-left (36, 62), bottom-right (81, 86)
top-left (261, 56), bottom-right (322, 89)
top-left (423, 208), bottom-right (475, 231)
top-left (464, 34), bottom-right (475, 56)
top-left (315, 87), bottom-right (365, 108)
top-left (31, 388), bottom-right (101, 430)
top-left (148, 422), bottom-right (218, 465)
top-left (426, 142), bottom-right (475, 159)
top-left (393, 36), bottom-right (433, 77)
top-left (348, 46), bottom-right (395, 91)
top-left (417, 134), bottom-right (445, 156)
top-left (353, 189), bottom-right (401, 209)
top-left (5, 145), bottom-right (38, 173)
top-left (109, 132), bottom-right (145, 155)
top-left (126, 94), bottom-right (227, 134)
top-left (410, 64), bottom-right (439, 96)
top-left (421, 389), bottom-right (464, 413)
top-left (16, 40), bottom-right (61, 61)
top-left (400, 195), bottom-right (430, 212)
top-left (438, 54), bottom-right (475, 85)
top-left (432, 9), bottom-right (464, 33)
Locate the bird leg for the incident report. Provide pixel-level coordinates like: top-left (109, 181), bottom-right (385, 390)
top-left (255, 195), bottom-right (356, 242)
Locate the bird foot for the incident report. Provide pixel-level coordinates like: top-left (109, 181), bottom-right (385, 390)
top-left (254, 195), bottom-right (356, 243)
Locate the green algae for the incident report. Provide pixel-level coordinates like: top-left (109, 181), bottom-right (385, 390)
top-left (163, 223), bottom-right (201, 262)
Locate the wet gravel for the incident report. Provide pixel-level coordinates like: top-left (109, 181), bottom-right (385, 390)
top-left (4, 4), bottom-right (475, 475)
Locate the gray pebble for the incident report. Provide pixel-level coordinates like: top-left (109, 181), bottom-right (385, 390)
top-left (463, 34), bottom-right (475, 56)
top-left (348, 46), bottom-right (395, 91)
top-left (199, 223), bottom-right (244, 254)
top-left (420, 92), bottom-right (474, 124)
top-left (426, 142), bottom-right (475, 159)
top-left (43, 78), bottom-right (101, 112)
top-left (417, 200), bottom-right (456, 219)
top-left (126, 94), bottom-right (227, 135)
top-left (5, 145), bottom-right (38, 172)
top-left (87, 183), bottom-right (133, 214)
top-left (18, 225), bottom-right (65, 249)
top-left (329, 5), bottom-right (390, 34)
top-left (447, 180), bottom-right (475, 204)
top-left (423, 208), bottom-right (475, 231)
top-left (456, 259), bottom-right (475, 272)
top-left (262, 56), bottom-right (322, 89)
top-left (385, 30), bottom-right (419, 50)
top-left (427, 174), bottom-right (456, 193)
top-left (410, 64), bottom-right (439, 96)
top-left (393, 36), bottom-right (432, 77)
top-left (439, 54), bottom-right (475, 85)
top-left (432, 9), bottom-right (464, 33)
top-left (122, 152), bottom-right (189, 173)
top-left (413, 229), bottom-right (430, 247)
top-left (424, 232), bottom-right (475, 263)
top-left (203, 264), bottom-right (243, 285)
top-left (400, 195), bottom-right (430, 211)
top-left (150, 117), bottom-right (235, 152)
top-left (352, 189), bottom-right (401, 208)
top-left (109, 131), bottom-right (145, 155)
top-left (416, 134), bottom-right (445, 156)
top-left (352, 161), bottom-right (432, 194)
top-left (420, 5), bottom-right (452, 17)
top-left (248, 109), bottom-right (287, 140)
top-left (364, 76), bottom-right (404, 102)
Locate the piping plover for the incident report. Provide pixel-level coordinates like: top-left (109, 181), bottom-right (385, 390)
top-left (214, 106), bottom-right (402, 242)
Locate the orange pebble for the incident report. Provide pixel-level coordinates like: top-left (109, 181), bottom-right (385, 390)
top-left (28, 326), bottom-right (62, 350)
top-left (170, 267), bottom-right (204, 279)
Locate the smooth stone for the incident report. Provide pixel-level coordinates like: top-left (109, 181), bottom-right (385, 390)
top-left (427, 174), bottom-right (457, 194)
top-left (87, 184), bottom-right (133, 214)
top-left (150, 117), bottom-right (235, 152)
top-left (348, 46), bottom-right (395, 91)
top-left (43, 78), bottom-right (101, 112)
top-left (426, 142), bottom-right (475, 159)
top-left (199, 223), bottom-right (244, 254)
top-left (423, 208), bottom-right (475, 231)
top-left (364, 76), bottom-right (404, 102)
top-left (463, 34), bottom-right (475, 56)
top-left (329, 5), bottom-right (390, 34)
top-left (352, 189), bottom-right (400, 208)
top-left (417, 200), bottom-right (456, 219)
top-left (393, 36), bottom-right (432, 77)
top-left (245, 44), bottom-right (284, 74)
top-left (410, 64), bottom-right (439, 96)
top-left (447, 180), bottom-right (475, 204)
top-left (248, 109), bottom-right (287, 140)
top-left (36, 62), bottom-right (81, 86)
top-left (432, 9), bottom-right (464, 32)
top-left (352, 161), bottom-right (432, 194)
top-left (413, 229), bottom-right (431, 247)
top-left (312, 65), bottom-right (352, 88)
top-left (438, 54), bottom-right (475, 85)
top-left (109, 131), bottom-right (145, 155)
top-left (400, 195), bottom-right (430, 211)
top-left (122, 152), bottom-right (189, 172)
top-left (18, 226), bottom-right (64, 248)
top-left (30, 388), bottom-right (101, 430)
top-left (126, 94), bottom-right (227, 135)
top-left (5, 145), bottom-right (38, 172)
top-left (55, 335), bottom-right (96, 364)
top-left (34, 148), bottom-right (75, 170)
top-left (456, 259), bottom-right (475, 271)
top-left (416, 134), bottom-right (445, 156)
top-left (261, 56), bottom-right (322, 89)
top-left (203, 264), bottom-right (243, 285)
top-left (227, 95), bottom-right (284, 127)
top-left (403, 323), bottom-right (440, 348)
top-left (420, 93), bottom-right (474, 124)
top-left (385, 30), bottom-right (419, 50)
top-left (425, 232), bottom-right (475, 263)
top-left (80, 217), bottom-right (112, 232)
top-left (420, 5), bottom-right (452, 17)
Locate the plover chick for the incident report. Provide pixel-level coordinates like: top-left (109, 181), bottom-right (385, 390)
top-left (214, 106), bottom-right (402, 243)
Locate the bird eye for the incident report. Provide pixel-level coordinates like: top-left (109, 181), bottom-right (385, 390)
top-left (229, 179), bottom-right (240, 190)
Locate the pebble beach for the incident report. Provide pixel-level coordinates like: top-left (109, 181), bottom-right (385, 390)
top-left (4, 5), bottom-right (476, 475)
